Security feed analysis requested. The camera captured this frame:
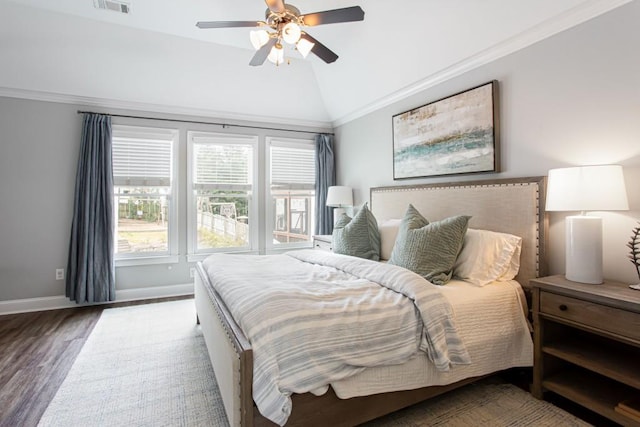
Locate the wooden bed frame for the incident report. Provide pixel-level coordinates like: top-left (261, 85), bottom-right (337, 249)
top-left (195, 176), bottom-right (548, 427)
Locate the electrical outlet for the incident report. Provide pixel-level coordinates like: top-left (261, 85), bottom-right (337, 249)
top-left (56, 268), bottom-right (64, 281)
top-left (189, 267), bottom-right (195, 278)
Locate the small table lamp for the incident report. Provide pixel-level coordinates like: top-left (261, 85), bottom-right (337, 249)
top-left (326, 186), bottom-right (353, 220)
top-left (546, 165), bottom-right (629, 284)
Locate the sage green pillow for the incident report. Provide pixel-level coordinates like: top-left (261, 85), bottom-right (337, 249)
top-left (332, 203), bottom-right (381, 261)
top-left (388, 204), bottom-right (470, 285)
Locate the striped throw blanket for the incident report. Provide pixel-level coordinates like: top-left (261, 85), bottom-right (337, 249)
top-left (202, 249), bottom-right (470, 426)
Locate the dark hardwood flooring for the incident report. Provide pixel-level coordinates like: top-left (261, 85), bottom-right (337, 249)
top-left (0, 296), bottom-right (617, 427)
top-left (0, 305), bottom-right (102, 427)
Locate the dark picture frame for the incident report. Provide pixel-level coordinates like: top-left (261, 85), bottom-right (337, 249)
top-left (392, 80), bottom-right (500, 180)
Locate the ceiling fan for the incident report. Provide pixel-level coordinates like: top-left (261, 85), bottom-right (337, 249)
top-left (196, 0), bottom-right (364, 66)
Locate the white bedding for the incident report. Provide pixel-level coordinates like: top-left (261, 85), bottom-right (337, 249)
top-left (329, 278), bottom-right (533, 397)
top-left (202, 249), bottom-right (471, 426)
top-left (202, 250), bottom-right (533, 425)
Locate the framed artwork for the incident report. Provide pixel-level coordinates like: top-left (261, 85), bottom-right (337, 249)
top-left (392, 80), bottom-right (499, 180)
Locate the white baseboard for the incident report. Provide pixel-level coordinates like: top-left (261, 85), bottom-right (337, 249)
top-left (0, 283), bottom-right (194, 315)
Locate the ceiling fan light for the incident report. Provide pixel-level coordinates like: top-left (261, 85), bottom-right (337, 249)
top-left (268, 44), bottom-right (285, 65)
top-left (249, 30), bottom-right (269, 50)
top-left (282, 22), bottom-right (301, 44)
top-left (296, 38), bottom-right (314, 58)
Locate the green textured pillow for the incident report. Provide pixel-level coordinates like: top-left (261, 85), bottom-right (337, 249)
top-left (332, 203), bottom-right (381, 261)
top-left (388, 205), bottom-right (470, 285)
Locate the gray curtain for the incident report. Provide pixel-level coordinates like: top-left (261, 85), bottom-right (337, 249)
top-left (66, 113), bottom-right (115, 303)
top-left (314, 134), bottom-right (336, 235)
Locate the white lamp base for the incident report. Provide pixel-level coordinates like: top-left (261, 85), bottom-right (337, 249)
top-left (565, 215), bottom-right (603, 284)
top-left (333, 207), bottom-right (347, 223)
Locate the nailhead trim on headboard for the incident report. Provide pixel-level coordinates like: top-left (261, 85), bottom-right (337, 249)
top-left (370, 176), bottom-right (547, 286)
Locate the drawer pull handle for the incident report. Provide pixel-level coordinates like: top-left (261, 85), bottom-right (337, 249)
top-left (559, 304), bottom-right (568, 311)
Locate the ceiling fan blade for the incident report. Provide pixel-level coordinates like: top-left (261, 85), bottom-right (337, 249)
top-left (300, 33), bottom-right (338, 64)
top-left (196, 21), bottom-right (263, 29)
top-left (249, 38), bottom-right (277, 66)
top-left (301, 6), bottom-right (364, 26)
top-left (264, 0), bottom-right (285, 14)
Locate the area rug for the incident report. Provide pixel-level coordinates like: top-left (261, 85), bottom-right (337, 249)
top-left (363, 378), bottom-right (591, 426)
top-left (37, 299), bottom-right (228, 427)
top-left (39, 299), bottom-right (590, 427)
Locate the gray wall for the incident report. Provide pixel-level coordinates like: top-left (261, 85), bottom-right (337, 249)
top-left (0, 99), bottom-right (80, 301)
top-left (0, 98), bottom-right (328, 302)
top-left (335, 2), bottom-right (640, 285)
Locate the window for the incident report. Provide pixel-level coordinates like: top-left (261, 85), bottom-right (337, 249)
top-left (112, 126), bottom-right (178, 262)
top-left (267, 137), bottom-right (316, 249)
top-left (188, 132), bottom-right (258, 255)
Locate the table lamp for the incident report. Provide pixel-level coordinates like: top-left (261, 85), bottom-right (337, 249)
top-left (326, 186), bottom-right (353, 220)
top-left (546, 165), bottom-right (629, 284)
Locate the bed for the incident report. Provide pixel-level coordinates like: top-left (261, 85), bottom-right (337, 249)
top-left (194, 176), bottom-right (548, 427)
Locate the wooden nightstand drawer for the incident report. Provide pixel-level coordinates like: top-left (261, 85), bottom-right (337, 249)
top-left (540, 291), bottom-right (640, 341)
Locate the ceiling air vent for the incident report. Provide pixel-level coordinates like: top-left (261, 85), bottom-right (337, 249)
top-left (93, 0), bottom-right (131, 14)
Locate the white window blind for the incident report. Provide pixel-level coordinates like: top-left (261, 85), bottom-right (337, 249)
top-left (194, 143), bottom-right (253, 190)
top-left (270, 144), bottom-right (315, 190)
top-left (191, 132), bottom-right (255, 192)
top-left (112, 130), bottom-right (174, 187)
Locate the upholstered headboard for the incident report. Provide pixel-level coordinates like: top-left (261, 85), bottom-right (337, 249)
top-left (370, 176), bottom-right (548, 289)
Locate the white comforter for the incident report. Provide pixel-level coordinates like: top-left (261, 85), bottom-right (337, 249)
top-left (202, 249), bottom-right (470, 426)
top-left (330, 278), bottom-right (533, 398)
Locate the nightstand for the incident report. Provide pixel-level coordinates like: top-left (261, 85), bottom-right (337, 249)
top-left (312, 235), bottom-right (332, 251)
top-left (531, 275), bottom-right (640, 426)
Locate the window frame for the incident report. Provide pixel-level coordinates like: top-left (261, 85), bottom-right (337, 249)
top-left (187, 131), bottom-right (259, 260)
top-left (265, 136), bottom-right (316, 252)
top-left (111, 124), bottom-right (179, 266)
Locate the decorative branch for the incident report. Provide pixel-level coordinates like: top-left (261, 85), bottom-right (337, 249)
top-left (627, 221), bottom-right (640, 281)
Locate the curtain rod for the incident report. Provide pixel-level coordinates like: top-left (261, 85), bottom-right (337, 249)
top-left (76, 110), bottom-right (333, 136)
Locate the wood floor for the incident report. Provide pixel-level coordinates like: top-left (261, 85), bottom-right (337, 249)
top-left (0, 296), bottom-right (614, 427)
top-left (0, 305), bottom-right (102, 427)
top-left (0, 296), bottom-right (190, 427)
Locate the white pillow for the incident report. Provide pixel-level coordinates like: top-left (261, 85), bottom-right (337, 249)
top-left (502, 240), bottom-right (522, 281)
top-left (378, 219), bottom-right (402, 260)
top-left (453, 228), bottom-right (522, 286)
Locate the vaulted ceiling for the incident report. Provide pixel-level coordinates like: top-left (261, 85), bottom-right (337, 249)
top-left (0, 0), bottom-right (630, 127)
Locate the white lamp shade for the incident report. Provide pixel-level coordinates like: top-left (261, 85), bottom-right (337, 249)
top-left (326, 186), bottom-right (353, 207)
top-left (282, 22), bottom-right (301, 44)
top-left (249, 30), bottom-right (269, 50)
top-left (296, 38), bottom-right (314, 58)
top-left (267, 44), bottom-right (284, 65)
top-left (546, 165), bottom-right (629, 212)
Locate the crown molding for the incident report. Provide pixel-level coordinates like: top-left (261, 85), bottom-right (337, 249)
top-left (331, 0), bottom-right (632, 127)
top-left (0, 86), bottom-right (333, 131)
